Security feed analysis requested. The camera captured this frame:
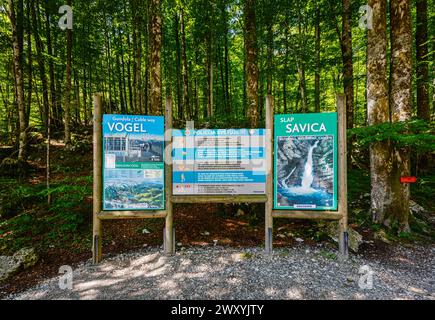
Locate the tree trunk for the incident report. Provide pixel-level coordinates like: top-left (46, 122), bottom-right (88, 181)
top-left (32, 0), bottom-right (49, 132)
top-left (149, 0), bottom-right (162, 115)
top-left (367, 0), bottom-right (392, 225)
top-left (314, 5), bottom-right (320, 113)
top-left (64, 0), bottom-right (72, 146)
top-left (44, 0), bottom-right (57, 128)
top-left (7, 0), bottom-right (27, 161)
top-left (244, 0), bottom-right (259, 128)
top-left (415, 0), bottom-right (430, 121)
top-left (341, 0), bottom-right (354, 130)
top-left (174, 13), bottom-right (183, 119)
top-left (180, 10), bottom-right (190, 120)
top-left (389, 0), bottom-right (413, 232)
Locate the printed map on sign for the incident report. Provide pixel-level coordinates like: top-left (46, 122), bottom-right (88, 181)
top-left (102, 115), bottom-right (165, 210)
top-left (173, 129), bottom-right (266, 195)
top-left (274, 113), bottom-right (338, 211)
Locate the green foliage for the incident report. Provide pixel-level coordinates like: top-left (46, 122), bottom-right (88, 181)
top-left (348, 120), bottom-right (435, 153)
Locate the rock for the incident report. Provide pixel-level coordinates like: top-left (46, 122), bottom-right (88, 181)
top-left (13, 247), bottom-right (38, 269)
top-left (326, 222), bottom-right (363, 253)
top-left (295, 238), bottom-right (304, 243)
top-left (374, 229), bottom-right (391, 244)
top-left (236, 209), bottom-right (245, 217)
top-left (0, 256), bottom-right (21, 282)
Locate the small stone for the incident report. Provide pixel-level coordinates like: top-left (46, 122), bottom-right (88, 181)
top-left (236, 209), bottom-right (245, 217)
top-left (13, 247), bottom-right (38, 269)
top-left (0, 256), bottom-right (21, 282)
top-left (177, 242), bottom-right (183, 247)
top-left (295, 238), bottom-right (304, 243)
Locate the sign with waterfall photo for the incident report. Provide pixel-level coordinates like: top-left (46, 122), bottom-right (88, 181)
top-left (274, 113), bottom-right (338, 211)
top-left (102, 115), bottom-right (165, 210)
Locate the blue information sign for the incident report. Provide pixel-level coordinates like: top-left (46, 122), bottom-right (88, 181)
top-left (172, 129), bottom-right (266, 195)
top-left (102, 115), bottom-right (165, 210)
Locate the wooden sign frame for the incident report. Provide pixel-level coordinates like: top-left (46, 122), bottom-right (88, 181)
top-left (264, 94), bottom-right (349, 258)
top-left (92, 94), bottom-right (175, 263)
top-left (92, 93), bottom-right (348, 263)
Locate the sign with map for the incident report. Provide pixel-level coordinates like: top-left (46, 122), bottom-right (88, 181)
top-left (173, 129), bottom-right (266, 195)
top-left (274, 113), bottom-right (338, 211)
top-left (102, 115), bottom-right (165, 210)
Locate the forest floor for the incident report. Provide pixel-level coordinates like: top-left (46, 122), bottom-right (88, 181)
top-left (0, 133), bottom-right (434, 299)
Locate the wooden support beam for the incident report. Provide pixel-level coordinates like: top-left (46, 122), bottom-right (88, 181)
top-left (171, 195), bottom-right (268, 204)
top-left (265, 95), bottom-right (274, 255)
top-left (98, 211), bottom-right (167, 220)
top-left (272, 210), bottom-right (343, 220)
top-left (164, 97), bottom-right (174, 255)
top-left (92, 94), bottom-right (103, 264)
top-left (337, 94), bottom-right (349, 259)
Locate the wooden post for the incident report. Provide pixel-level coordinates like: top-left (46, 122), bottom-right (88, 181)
top-left (337, 94), bottom-right (349, 260)
top-left (92, 94), bottom-right (103, 264)
top-left (164, 97), bottom-right (174, 255)
top-left (265, 95), bottom-right (274, 255)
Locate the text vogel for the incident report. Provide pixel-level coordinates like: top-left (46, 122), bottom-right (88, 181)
top-left (286, 123), bottom-right (326, 133)
top-left (108, 122), bottom-right (147, 133)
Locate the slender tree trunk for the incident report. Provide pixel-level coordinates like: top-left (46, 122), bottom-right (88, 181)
top-left (388, 0), bottom-right (413, 232)
top-left (367, 0), bottom-right (392, 225)
top-left (8, 0), bottom-right (27, 161)
top-left (314, 5), bottom-right (321, 113)
top-left (342, 0), bottom-right (354, 130)
top-left (149, 0), bottom-right (162, 115)
top-left (64, 0), bottom-right (72, 146)
top-left (416, 0), bottom-right (430, 121)
top-left (25, 5), bottom-right (32, 128)
top-left (244, 0), bottom-right (259, 127)
top-left (174, 13), bottom-right (183, 119)
top-left (44, 0), bottom-right (56, 128)
top-left (180, 10), bottom-right (190, 119)
top-left (32, 0), bottom-right (49, 132)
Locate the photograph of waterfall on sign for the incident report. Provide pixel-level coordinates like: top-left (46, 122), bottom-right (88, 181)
top-left (275, 135), bottom-right (335, 210)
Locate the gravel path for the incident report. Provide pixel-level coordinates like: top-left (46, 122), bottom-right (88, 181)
top-left (4, 244), bottom-right (435, 300)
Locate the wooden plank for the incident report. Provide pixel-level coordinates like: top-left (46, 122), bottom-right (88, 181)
top-left (337, 94), bottom-right (349, 259)
top-left (98, 211), bottom-right (167, 220)
top-left (272, 210), bottom-right (343, 220)
top-left (92, 94), bottom-right (103, 264)
top-left (164, 97), bottom-right (174, 255)
top-left (171, 195), bottom-right (268, 204)
top-left (265, 95), bottom-right (274, 254)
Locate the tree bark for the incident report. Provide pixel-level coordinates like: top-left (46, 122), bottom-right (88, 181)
top-left (32, 0), bottom-right (49, 132)
top-left (415, 0), bottom-right (430, 121)
top-left (7, 0), bottom-right (27, 161)
top-left (149, 0), bottom-right (162, 115)
top-left (367, 0), bottom-right (392, 225)
top-left (314, 5), bottom-right (321, 113)
top-left (389, 0), bottom-right (413, 232)
top-left (341, 0), bottom-right (354, 130)
top-left (244, 0), bottom-right (259, 128)
top-left (180, 9), bottom-right (190, 120)
top-left (64, 0), bottom-right (72, 146)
